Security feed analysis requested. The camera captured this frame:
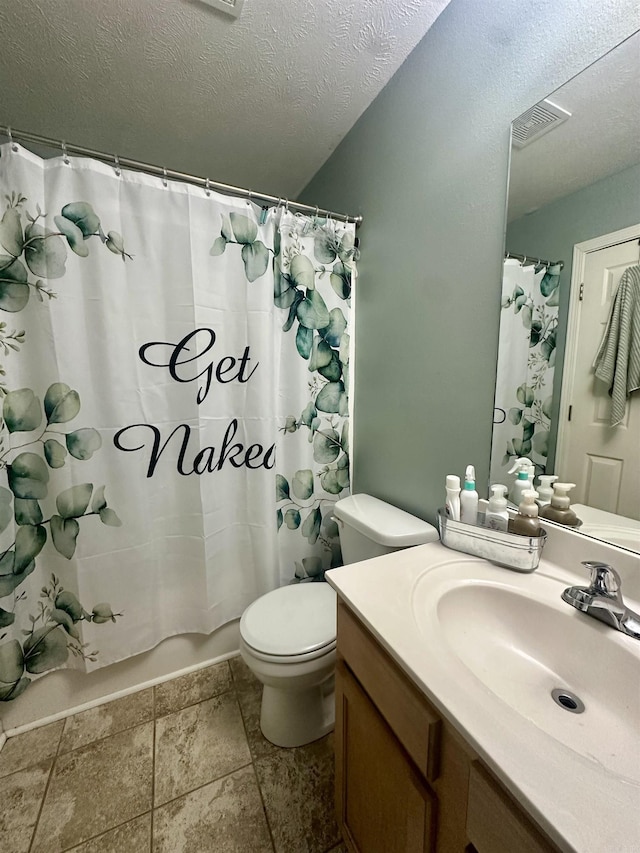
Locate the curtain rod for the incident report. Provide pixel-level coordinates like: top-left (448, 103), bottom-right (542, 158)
top-left (0, 125), bottom-right (362, 226)
top-left (506, 251), bottom-right (563, 269)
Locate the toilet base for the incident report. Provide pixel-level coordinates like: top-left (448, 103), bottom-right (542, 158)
top-left (260, 673), bottom-right (336, 748)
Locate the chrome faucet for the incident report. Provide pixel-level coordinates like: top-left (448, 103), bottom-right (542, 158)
top-left (562, 561), bottom-right (640, 640)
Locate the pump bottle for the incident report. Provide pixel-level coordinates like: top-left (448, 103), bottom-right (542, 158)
top-left (510, 490), bottom-right (541, 536)
top-left (460, 465), bottom-right (479, 524)
top-left (484, 484), bottom-right (509, 531)
top-left (540, 483), bottom-right (582, 527)
top-left (536, 474), bottom-right (558, 507)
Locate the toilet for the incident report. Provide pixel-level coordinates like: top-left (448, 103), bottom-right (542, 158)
top-left (239, 494), bottom-right (439, 747)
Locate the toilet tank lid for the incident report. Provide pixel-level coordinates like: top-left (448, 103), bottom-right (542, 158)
top-left (333, 494), bottom-right (439, 548)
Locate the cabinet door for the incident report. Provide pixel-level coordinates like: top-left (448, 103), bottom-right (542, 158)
top-left (466, 763), bottom-right (559, 853)
top-left (335, 661), bottom-right (436, 853)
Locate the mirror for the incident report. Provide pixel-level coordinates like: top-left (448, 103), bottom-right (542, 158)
top-left (491, 30), bottom-right (640, 553)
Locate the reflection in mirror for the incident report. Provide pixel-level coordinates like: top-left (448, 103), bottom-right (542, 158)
top-left (491, 30), bottom-right (640, 554)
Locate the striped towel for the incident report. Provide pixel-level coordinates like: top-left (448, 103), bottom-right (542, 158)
top-left (593, 263), bottom-right (640, 426)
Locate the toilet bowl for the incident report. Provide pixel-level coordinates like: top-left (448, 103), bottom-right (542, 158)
top-left (239, 494), bottom-right (439, 747)
top-left (240, 582), bottom-right (337, 748)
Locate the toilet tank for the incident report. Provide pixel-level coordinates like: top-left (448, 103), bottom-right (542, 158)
top-left (334, 494), bottom-right (439, 565)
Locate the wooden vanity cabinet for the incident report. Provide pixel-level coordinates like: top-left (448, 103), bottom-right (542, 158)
top-left (335, 601), bottom-right (560, 853)
top-left (335, 660), bottom-right (436, 853)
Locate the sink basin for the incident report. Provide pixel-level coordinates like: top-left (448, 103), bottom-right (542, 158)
top-left (412, 561), bottom-right (640, 783)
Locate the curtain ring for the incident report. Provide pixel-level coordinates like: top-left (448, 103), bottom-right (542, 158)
top-left (314, 205), bottom-right (319, 218)
top-left (162, 166), bottom-right (168, 187)
top-left (522, 255), bottom-right (527, 265)
top-left (205, 177), bottom-right (211, 197)
top-left (113, 154), bottom-right (121, 177)
top-left (61, 141), bottom-right (70, 165)
top-left (247, 189), bottom-right (252, 206)
top-left (6, 127), bottom-right (18, 152)
top-left (277, 197), bottom-right (282, 209)
top-left (284, 198), bottom-right (289, 212)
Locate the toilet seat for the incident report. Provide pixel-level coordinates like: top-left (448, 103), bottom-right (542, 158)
top-left (240, 583), bottom-right (337, 662)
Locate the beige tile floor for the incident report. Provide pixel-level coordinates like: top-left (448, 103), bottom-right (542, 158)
top-left (0, 657), bottom-right (348, 853)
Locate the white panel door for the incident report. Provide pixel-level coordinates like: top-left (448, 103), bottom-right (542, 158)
top-left (561, 238), bottom-right (640, 520)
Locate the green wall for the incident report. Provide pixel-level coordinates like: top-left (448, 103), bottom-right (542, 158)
top-left (301, 0), bottom-right (639, 523)
top-left (507, 162), bottom-right (640, 470)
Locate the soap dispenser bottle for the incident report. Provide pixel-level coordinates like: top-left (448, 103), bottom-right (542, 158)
top-left (507, 457), bottom-right (533, 506)
top-left (510, 490), bottom-right (541, 536)
top-left (540, 483), bottom-right (582, 527)
top-left (460, 465), bottom-right (479, 524)
top-left (536, 474), bottom-right (558, 507)
top-left (484, 485), bottom-right (509, 531)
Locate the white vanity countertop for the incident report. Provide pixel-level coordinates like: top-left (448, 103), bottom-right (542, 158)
top-left (326, 537), bottom-right (640, 853)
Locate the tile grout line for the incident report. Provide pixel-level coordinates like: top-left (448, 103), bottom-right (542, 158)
top-left (153, 663), bottom-right (254, 813)
top-left (229, 664), bottom-right (277, 853)
top-left (0, 678), bottom-right (232, 779)
top-left (228, 660), bottom-right (276, 762)
top-left (31, 719), bottom-right (156, 853)
top-left (46, 723), bottom-right (155, 851)
top-left (250, 762), bottom-right (278, 853)
top-left (151, 677), bottom-right (242, 812)
top-left (151, 684), bottom-right (156, 853)
top-left (154, 666), bottom-right (235, 719)
top-left (43, 678), bottom-right (237, 763)
top-left (57, 718), bottom-right (151, 756)
top-left (154, 759), bottom-right (254, 811)
top-left (27, 721), bottom-right (65, 853)
top-left (56, 812), bottom-right (153, 853)
top-left (56, 687), bottom-right (156, 757)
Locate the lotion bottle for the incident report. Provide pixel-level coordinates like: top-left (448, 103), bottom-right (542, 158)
top-left (510, 489), bottom-right (541, 536)
top-left (445, 475), bottom-right (461, 520)
top-left (460, 465), bottom-right (479, 525)
top-left (540, 483), bottom-right (582, 527)
top-left (484, 484), bottom-right (509, 531)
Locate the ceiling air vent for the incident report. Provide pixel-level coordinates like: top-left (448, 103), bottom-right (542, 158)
top-left (199, 0), bottom-right (244, 18)
top-left (512, 99), bottom-right (571, 148)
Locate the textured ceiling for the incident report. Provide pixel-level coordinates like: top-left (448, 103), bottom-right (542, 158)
top-left (0, 0), bottom-right (451, 201)
top-left (508, 30), bottom-right (640, 221)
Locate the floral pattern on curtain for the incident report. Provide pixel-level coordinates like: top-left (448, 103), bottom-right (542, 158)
top-left (0, 144), bottom-right (356, 702)
top-left (209, 210), bottom-right (355, 584)
top-left (490, 259), bottom-right (561, 485)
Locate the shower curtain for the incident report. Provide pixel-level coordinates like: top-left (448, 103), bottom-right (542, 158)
top-left (490, 258), bottom-right (560, 485)
top-left (0, 144), bottom-right (355, 701)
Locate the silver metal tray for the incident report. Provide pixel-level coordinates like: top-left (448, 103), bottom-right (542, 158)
top-left (437, 509), bottom-right (547, 572)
